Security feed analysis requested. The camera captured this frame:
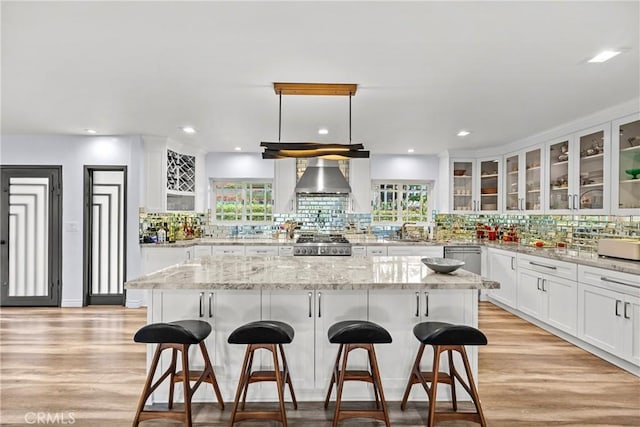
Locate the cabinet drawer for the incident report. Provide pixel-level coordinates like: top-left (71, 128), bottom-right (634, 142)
top-left (351, 246), bottom-right (366, 256)
top-left (518, 253), bottom-right (577, 281)
top-left (578, 265), bottom-right (640, 295)
top-left (278, 246), bottom-right (294, 256)
top-left (212, 246), bottom-right (245, 255)
top-left (245, 246), bottom-right (278, 256)
top-left (366, 246), bottom-right (388, 256)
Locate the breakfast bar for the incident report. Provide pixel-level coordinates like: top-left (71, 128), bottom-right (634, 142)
top-left (126, 255), bottom-right (499, 404)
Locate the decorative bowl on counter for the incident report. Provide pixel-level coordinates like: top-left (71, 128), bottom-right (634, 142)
top-left (421, 257), bottom-right (465, 274)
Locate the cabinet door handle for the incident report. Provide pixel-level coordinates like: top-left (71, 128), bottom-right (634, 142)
top-left (600, 276), bottom-right (633, 287)
top-left (537, 277), bottom-right (542, 291)
top-left (415, 292), bottom-right (420, 317)
top-left (424, 292), bottom-right (429, 317)
top-left (568, 194), bottom-right (573, 210)
top-left (542, 279), bottom-right (547, 292)
top-left (615, 300), bottom-right (622, 317)
top-left (318, 292), bottom-right (322, 318)
top-left (208, 292), bottom-right (213, 318)
top-left (624, 302), bottom-right (631, 319)
top-left (520, 198), bottom-right (524, 211)
top-left (255, 250), bottom-right (268, 254)
top-left (199, 292), bottom-right (204, 318)
top-left (308, 292), bottom-right (313, 318)
top-left (574, 194), bottom-right (578, 210)
top-left (511, 257), bottom-right (515, 271)
top-left (529, 261), bottom-right (557, 270)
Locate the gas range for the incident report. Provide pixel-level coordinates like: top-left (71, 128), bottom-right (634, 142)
top-left (294, 234), bottom-right (352, 256)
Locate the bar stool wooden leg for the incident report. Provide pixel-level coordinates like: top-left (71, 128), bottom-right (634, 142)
top-left (368, 344), bottom-right (391, 427)
top-left (239, 348), bottom-right (255, 411)
top-left (198, 342), bottom-right (225, 410)
top-left (367, 348), bottom-right (381, 409)
top-left (230, 345), bottom-right (253, 427)
top-left (332, 344), bottom-right (351, 427)
top-left (133, 344), bottom-right (163, 427)
top-left (324, 344), bottom-right (343, 409)
top-left (401, 343), bottom-right (426, 411)
top-left (279, 344), bottom-right (298, 409)
top-left (427, 345), bottom-right (442, 427)
top-left (448, 349), bottom-right (458, 412)
top-left (167, 349), bottom-right (178, 410)
top-left (272, 344), bottom-right (288, 427)
top-left (181, 344), bottom-right (192, 427)
top-left (459, 346), bottom-right (487, 427)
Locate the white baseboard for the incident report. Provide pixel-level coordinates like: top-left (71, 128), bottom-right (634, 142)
top-left (61, 299), bottom-right (83, 307)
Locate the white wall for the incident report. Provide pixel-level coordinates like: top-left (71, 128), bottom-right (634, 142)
top-left (205, 152), bottom-right (274, 179)
top-left (370, 154), bottom-right (440, 181)
top-left (0, 134), bottom-right (144, 307)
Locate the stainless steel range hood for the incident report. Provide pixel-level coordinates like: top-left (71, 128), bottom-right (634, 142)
top-left (295, 158), bottom-right (351, 194)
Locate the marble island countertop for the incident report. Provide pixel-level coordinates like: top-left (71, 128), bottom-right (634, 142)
top-left (126, 255), bottom-right (499, 291)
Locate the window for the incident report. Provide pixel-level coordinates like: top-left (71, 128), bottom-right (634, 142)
top-left (213, 180), bottom-right (273, 222)
top-left (372, 181), bottom-right (431, 223)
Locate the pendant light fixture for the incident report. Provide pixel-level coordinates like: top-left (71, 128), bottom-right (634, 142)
top-left (260, 83), bottom-right (369, 160)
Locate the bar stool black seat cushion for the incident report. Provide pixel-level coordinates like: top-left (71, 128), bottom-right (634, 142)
top-left (134, 320), bottom-right (211, 344)
top-left (328, 320), bottom-right (392, 344)
top-left (228, 320), bottom-right (294, 344)
top-left (413, 321), bottom-right (487, 346)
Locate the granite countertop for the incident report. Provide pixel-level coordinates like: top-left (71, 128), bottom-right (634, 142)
top-left (125, 255), bottom-right (499, 291)
top-left (140, 237), bottom-right (640, 275)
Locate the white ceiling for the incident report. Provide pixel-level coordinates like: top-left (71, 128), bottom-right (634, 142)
top-left (2, 1), bottom-right (639, 155)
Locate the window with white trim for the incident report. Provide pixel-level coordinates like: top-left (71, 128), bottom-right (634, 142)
top-left (371, 181), bottom-right (431, 223)
top-left (212, 180), bottom-right (273, 222)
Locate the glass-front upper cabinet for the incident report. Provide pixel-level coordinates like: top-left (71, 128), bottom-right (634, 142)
top-left (612, 113), bottom-right (640, 214)
top-left (545, 124), bottom-right (610, 214)
top-left (450, 158), bottom-right (501, 213)
top-left (504, 147), bottom-right (543, 213)
top-left (451, 160), bottom-right (474, 212)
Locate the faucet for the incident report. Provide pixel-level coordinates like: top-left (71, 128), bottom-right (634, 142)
top-left (400, 222), bottom-right (416, 240)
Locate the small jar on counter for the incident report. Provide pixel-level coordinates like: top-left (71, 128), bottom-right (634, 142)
top-left (556, 241), bottom-right (567, 254)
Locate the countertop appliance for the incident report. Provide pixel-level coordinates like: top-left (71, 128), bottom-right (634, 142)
top-left (294, 234), bottom-right (352, 256)
top-left (444, 246), bottom-right (482, 275)
top-left (598, 238), bottom-right (640, 261)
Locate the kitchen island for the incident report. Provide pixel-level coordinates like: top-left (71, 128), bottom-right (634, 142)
top-left (126, 255), bottom-right (498, 403)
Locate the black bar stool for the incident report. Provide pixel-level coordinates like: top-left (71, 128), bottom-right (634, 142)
top-left (324, 320), bottom-right (392, 427)
top-left (228, 320), bottom-right (297, 426)
top-left (400, 321), bottom-right (487, 427)
top-left (132, 320), bottom-right (224, 427)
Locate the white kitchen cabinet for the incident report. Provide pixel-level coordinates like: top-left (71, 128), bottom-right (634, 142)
top-left (450, 157), bottom-right (502, 213)
top-left (577, 266), bottom-right (640, 366)
top-left (212, 245), bottom-right (245, 256)
top-left (366, 246), bottom-right (388, 256)
top-left (274, 158), bottom-right (297, 213)
top-left (503, 145), bottom-right (544, 213)
top-left (351, 246), bottom-right (366, 257)
top-left (387, 245), bottom-right (443, 257)
top-left (244, 246), bottom-right (278, 256)
top-left (278, 245), bottom-right (294, 256)
top-left (611, 112), bottom-right (640, 215)
top-left (194, 245), bottom-right (212, 258)
top-left (149, 289), bottom-right (262, 402)
top-left (140, 246), bottom-right (187, 274)
top-left (486, 248), bottom-right (517, 308)
top-left (368, 289), bottom-right (475, 400)
top-left (349, 158), bottom-right (371, 213)
top-left (545, 124), bottom-right (611, 214)
top-left (517, 267), bottom-right (577, 335)
top-left (517, 253), bottom-right (577, 282)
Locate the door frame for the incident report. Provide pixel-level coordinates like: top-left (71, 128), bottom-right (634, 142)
top-left (0, 165), bottom-right (62, 307)
top-left (83, 165), bottom-right (127, 306)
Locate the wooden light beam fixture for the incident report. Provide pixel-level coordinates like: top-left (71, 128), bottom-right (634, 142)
top-left (260, 82), bottom-right (369, 159)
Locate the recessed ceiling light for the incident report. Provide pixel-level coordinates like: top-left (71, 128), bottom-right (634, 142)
top-left (181, 126), bottom-right (196, 134)
top-left (407, 148), bottom-right (415, 153)
top-left (588, 50), bottom-right (621, 63)
top-left (457, 130), bottom-right (471, 137)
top-left (318, 128), bottom-right (329, 135)
top-left (234, 147), bottom-right (242, 151)
top-left (85, 129), bottom-right (97, 134)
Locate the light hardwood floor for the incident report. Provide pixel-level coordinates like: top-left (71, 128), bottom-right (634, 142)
top-left (1, 303), bottom-right (638, 426)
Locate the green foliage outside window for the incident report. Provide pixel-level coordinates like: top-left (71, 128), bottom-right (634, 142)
top-left (372, 182), bottom-right (430, 223)
top-left (214, 181), bottom-right (273, 222)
